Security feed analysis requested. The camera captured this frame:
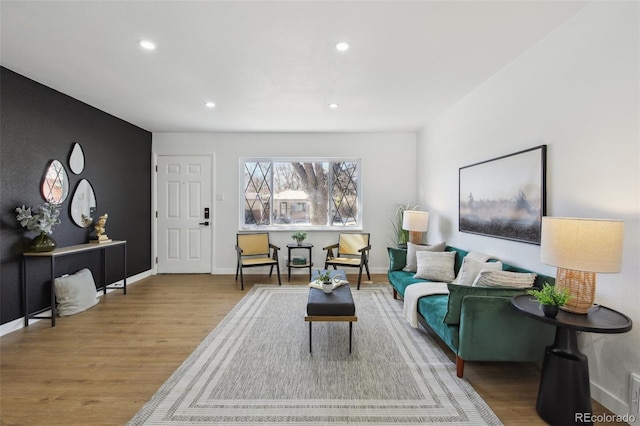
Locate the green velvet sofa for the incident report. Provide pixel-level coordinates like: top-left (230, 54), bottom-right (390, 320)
top-left (387, 245), bottom-right (555, 378)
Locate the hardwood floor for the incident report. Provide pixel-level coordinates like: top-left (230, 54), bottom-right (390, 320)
top-left (0, 273), bottom-right (622, 425)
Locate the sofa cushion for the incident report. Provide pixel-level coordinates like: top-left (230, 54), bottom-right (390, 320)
top-left (414, 251), bottom-right (456, 282)
top-left (453, 257), bottom-right (503, 286)
top-left (417, 294), bottom-right (459, 351)
top-left (403, 242), bottom-right (446, 272)
top-left (443, 283), bottom-right (529, 325)
top-left (472, 270), bottom-right (537, 288)
top-left (388, 270), bottom-right (427, 297)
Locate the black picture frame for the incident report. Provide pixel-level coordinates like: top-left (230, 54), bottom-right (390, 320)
top-left (459, 145), bottom-right (547, 244)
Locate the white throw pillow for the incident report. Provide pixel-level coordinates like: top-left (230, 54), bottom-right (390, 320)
top-left (472, 269), bottom-right (537, 288)
top-left (54, 268), bottom-right (99, 316)
top-left (403, 242), bottom-right (446, 272)
top-left (453, 257), bottom-right (503, 286)
top-left (413, 250), bottom-right (456, 282)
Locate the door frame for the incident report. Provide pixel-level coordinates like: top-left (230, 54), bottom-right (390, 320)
top-left (152, 153), bottom-right (216, 275)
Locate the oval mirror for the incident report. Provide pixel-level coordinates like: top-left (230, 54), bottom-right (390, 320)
top-left (41, 160), bottom-right (69, 204)
top-left (69, 142), bottom-right (85, 174)
top-left (70, 179), bottom-right (97, 228)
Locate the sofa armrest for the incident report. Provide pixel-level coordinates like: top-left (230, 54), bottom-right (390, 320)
top-left (457, 295), bottom-right (555, 362)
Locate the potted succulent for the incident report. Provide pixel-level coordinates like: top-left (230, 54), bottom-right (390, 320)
top-left (15, 202), bottom-right (61, 252)
top-left (291, 231), bottom-right (307, 245)
top-left (527, 283), bottom-right (572, 318)
top-left (315, 269), bottom-right (334, 294)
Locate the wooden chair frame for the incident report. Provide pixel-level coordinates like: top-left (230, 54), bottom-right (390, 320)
top-left (235, 233), bottom-right (281, 290)
top-left (323, 233), bottom-right (371, 290)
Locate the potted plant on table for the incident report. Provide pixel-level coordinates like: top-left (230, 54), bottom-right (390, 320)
top-left (291, 231), bottom-right (307, 245)
top-left (528, 283), bottom-right (572, 318)
top-left (315, 269), bottom-right (334, 294)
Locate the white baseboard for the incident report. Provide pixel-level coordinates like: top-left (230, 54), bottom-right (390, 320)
top-left (0, 269), bottom-right (152, 337)
top-left (591, 380), bottom-right (637, 425)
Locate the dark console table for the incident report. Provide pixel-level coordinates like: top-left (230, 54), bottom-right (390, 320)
top-left (23, 240), bottom-right (127, 327)
top-left (512, 294), bottom-right (632, 426)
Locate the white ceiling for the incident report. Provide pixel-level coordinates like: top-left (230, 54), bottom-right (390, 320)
top-left (1, 1), bottom-right (587, 133)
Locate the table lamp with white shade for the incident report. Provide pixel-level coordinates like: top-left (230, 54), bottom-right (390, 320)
top-left (402, 210), bottom-right (429, 245)
top-left (540, 217), bottom-right (624, 314)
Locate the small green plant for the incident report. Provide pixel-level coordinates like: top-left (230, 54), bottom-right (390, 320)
top-left (528, 283), bottom-right (572, 307)
top-left (315, 270), bottom-right (333, 284)
top-left (291, 231), bottom-right (307, 243)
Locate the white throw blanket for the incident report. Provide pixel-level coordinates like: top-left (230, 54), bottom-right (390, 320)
top-left (402, 282), bottom-right (450, 328)
top-left (308, 279), bottom-right (349, 290)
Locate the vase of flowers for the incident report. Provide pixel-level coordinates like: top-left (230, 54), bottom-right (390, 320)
top-left (15, 202), bottom-right (61, 253)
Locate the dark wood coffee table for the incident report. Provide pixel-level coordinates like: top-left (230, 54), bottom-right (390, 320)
top-left (305, 270), bottom-right (357, 353)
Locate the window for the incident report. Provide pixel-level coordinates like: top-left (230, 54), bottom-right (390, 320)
top-left (240, 158), bottom-right (362, 230)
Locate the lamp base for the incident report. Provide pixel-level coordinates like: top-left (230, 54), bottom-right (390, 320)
top-left (408, 231), bottom-right (423, 245)
top-left (555, 268), bottom-right (595, 315)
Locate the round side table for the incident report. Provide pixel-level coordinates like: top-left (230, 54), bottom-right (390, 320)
top-left (512, 294), bottom-right (632, 426)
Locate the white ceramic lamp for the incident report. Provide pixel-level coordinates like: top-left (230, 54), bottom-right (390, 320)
top-left (402, 211), bottom-right (429, 245)
top-left (540, 217), bottom-right (624, 314)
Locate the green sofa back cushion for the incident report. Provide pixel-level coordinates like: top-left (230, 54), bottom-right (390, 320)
top-left (443, 283), bottom-right (528, 325)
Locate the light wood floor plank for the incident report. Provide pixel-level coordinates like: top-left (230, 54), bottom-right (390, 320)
top-left (0, 273), bottom-right (622, 425)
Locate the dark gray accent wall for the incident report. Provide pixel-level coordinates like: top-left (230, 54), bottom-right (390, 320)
top-left (0, 67), bottom-right (152, 325)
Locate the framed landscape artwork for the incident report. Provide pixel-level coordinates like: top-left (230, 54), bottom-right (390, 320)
top-left (459, 145), bottom-right (547, 245)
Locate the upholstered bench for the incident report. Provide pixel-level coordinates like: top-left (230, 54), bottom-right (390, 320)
top-left (305, 270), bottom-right (357, 353)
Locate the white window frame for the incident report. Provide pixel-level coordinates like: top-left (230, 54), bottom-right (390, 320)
top-left (239, 157), bottom-right (362, 231)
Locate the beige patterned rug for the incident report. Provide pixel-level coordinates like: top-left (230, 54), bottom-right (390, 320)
top-left (128, 285), bottom-right (502, 425)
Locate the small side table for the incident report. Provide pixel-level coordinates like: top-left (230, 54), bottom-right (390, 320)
top-left (286, 243), bottom-right (313, 281)
top-left (512, 294), bottom-right (632, 426)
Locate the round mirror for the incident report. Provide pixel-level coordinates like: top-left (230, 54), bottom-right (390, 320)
top-left (41, 159), bottom-right (69, 204)
top-left (69, 142), bottom-right (85, 174)
top-left (70, 179), bottom-right (97, 227)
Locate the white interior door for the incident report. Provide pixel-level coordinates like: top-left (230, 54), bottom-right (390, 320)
top-left (157, 155), bottom-right (212, 273)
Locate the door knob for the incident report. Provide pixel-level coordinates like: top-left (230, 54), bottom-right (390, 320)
top-left (199, 221), bottom-right (209, 226)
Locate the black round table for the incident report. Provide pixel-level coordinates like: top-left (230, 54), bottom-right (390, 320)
top-left (512, 294), bottom-right (632, 426)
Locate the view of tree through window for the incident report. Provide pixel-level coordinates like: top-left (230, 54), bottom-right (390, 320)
top-left (241, 159), bottom-right (361, 229)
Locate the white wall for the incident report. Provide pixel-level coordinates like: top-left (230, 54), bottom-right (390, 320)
top-left (153, 132), bottom-right (417, 276)
top-left (418, 2), bottom-right (639, 418)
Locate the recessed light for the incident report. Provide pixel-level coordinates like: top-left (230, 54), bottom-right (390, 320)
top-left (138, 40), bottom-right (156, 51)
top-left (335, 42), bottom-right (350, 52)
top-left (328, 103), bottom-right (339, 109)
top-left (205, 101), bottom-right (216, 108)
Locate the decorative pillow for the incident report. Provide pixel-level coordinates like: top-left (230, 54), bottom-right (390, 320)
top-left (452, 258), bottom-right (503, 286)
top-left (54, 268), bottom-right (99, 317)
top-left (443, 283), bottom-right (529, 325)
top-left (413, 250), bottom-right (456, 282)
top-left (387, 247), bottom-right (407, 271)
top-left (472, 269), bottom-right (537, 288)
top-left (403, 241), bottom-right (447, 272)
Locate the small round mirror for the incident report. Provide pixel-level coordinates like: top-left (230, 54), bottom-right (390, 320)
top-left (41, 159), bottom-right (69, 204)
top-left (70, 179), bottom-right (97, 227)
top-left (69, 142), bottom-right (85, 174)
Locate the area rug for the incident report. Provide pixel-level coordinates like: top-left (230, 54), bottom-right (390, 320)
top-left (128, 285), bottom-right (502, 425)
